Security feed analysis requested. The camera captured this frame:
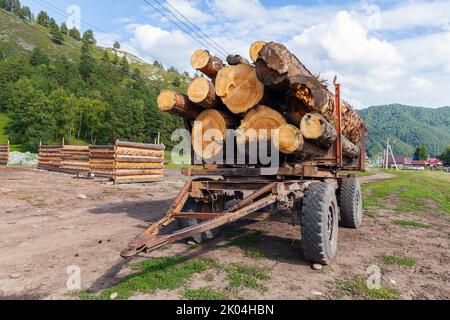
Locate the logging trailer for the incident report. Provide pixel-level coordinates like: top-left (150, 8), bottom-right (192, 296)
top-left (121, 78), bottom-right (367, 265)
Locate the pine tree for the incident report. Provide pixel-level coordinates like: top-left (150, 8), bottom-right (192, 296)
top-left (60, 22), bottom-right (68, 35)
top-left (69, 27), bottom-right (81, 41)
top-left (113, 41), bottom-right (120, 50)
top-left (49, 19), bottom-right (64, 45)
top-left (82, 30), bottom-right (96, 45)
top-left (79, 43), bottom-right (94, 81)
top-left (37, 11), bottom-right (49, 27)
top-left (120, 56), bottom-right (129, 75)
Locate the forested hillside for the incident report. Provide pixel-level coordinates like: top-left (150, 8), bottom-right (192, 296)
top-left (358, 104), bottom-right (450, 158)
top-left (0, 3), bottom-right (189, 151)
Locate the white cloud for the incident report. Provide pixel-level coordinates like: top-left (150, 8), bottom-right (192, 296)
top-left (129, 24), bottom-right (197, 71)
top-left (120, 0), bottom-right (450, 107)
top-left (380, 1), bottom-right (450, 31)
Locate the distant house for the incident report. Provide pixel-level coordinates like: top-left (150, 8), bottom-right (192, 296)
top-left (427, 158), bottom-right (443, 168)
top-left (388, 155), bottom-right (412, 169)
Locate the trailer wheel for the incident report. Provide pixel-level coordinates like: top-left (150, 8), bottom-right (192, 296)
top-left (339, 178), bottom-right (363, 229)
top-left (177, 199), bottom-right (221, 244)
top-left (300, 182), bottom-right (339, 265)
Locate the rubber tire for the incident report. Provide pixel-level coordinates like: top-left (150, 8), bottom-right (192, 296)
top-left (339, 178), bottom-right (363, 229)
top-left (300, 182), bottom-right (339, 265)
top-left (177, 199), bottom-right (221, 244)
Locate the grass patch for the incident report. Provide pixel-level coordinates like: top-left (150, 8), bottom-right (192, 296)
top-left (380, 254), bottom-right (416, 267)
top-left (393, 220), bottom-right (429, 229)
top-left (226, 264), bottom-right (270, 291)
top-left (244, 250), bottom-right (267, 259)
top-left (333, 277), bottom-right (400, 300)
top-left (77, 256), bottom-right (218, 300)
top-left (362, 170), bottom-right (450, 214)
top-left (228, 229), bottom-right (265, 247)
top-left (183, 288), bottom-right (229, 300)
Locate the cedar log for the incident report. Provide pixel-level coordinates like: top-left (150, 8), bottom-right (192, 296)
top-left (157, 90), bottom-right (203, 120)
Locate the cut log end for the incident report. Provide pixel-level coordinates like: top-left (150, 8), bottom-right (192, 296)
top-left (301, 113), bottom-right (326, 139)
top-left (188, 77), bottom-right (216, 108)
top-left (191, 49), bottom-right (211, 69)
top-left (157, 90), bottom-right (202, 120)
top-left (191, 49), bottom-right (224, 79)
top-left (237, 105), bottom-right (287, 143)
top-left (249, 41), bottom-right (266, 63)
top-left (157, 90), bottom-right (178, 111)
top-left (215, 64), bottom-right (265, 114)
top-left (192, 109), bottom-right (229, 160)
top-left (278, 124), bottom-right (304, 155)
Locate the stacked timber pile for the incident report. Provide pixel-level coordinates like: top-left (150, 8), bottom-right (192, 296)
top-left (157, 42), bottom-right (366, 165)
top-left (0, 142), bottom-right (9, 165)
top-left (89, 141), bottom-right (165, 184)
top-left (38, 145), bottom-right (63, 171)
top-left (114, 141), bottom-right (165, 184)
top-left (89, 145), bottom-right (116, 179)
top-left (60, 145), bottom-right (90, 174)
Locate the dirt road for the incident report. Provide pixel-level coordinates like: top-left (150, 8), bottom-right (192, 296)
top-left (0, 167), bottom-right (448, 300)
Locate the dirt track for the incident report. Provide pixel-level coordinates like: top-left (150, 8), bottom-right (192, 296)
top-left (0, 167), bottom-right (448, 300)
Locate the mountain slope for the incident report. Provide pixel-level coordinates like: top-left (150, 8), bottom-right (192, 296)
top-left (0, 11), bottom-right (189, 90)
top-left (358, 104), bottom-right (450, 157)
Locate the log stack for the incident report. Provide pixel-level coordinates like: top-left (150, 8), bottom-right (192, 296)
top-left (157, 41), bottom-right (366, 166)
top-left (0, 143), bottom-right (9, 165)
top-left (38, 145), bottom-right (63, 171)
top-left (60, 145), bottom-right (90, 174)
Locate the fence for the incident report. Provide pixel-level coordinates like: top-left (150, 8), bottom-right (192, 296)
top-left (0, 142), bottom-right (9, 165)
top-left (37, 145), bottom-right (63, 171)
top-left (114, 141), bottom-right (165, 184)
top-left (38, 141), bottom-right (165, 184)
top-left (60, 145), bottom-right (90, 174)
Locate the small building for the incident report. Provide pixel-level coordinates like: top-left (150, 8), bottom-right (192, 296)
top-left (388, 155), bottom-right (412, 169)
top-left (411, 160), bottom-right (427, 166)
top-left (427, 158), bottom-right (443, 168)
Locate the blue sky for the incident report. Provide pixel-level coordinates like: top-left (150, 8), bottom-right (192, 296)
top-left (19, 0), bottom-right (450, 108)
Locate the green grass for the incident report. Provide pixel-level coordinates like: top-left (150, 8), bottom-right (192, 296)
top-left (393, 220), bottom-right (429, 229)
top-left (380, 254), bottom-right (416, 267)
top-left (182, 288), bottom-right (229, 300)
top-left (227, 229), bottom-right (265, 247)
top-left (333, 277), bottom-right (400, 300)
top-left (226, 264), bottom-right (270, 291)
top-left (362, 170), bottom-right (450, 215)
top-left (243, 250), bottom-right (267, 259)
top-left (77, 256), bottom-right (218, 300)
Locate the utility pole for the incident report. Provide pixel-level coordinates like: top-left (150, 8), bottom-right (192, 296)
top-left (384, 139), bottom-right (398, 171)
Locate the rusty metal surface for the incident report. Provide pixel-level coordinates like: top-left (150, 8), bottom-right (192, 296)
top-left (121, 182), bottom-right (277, 258)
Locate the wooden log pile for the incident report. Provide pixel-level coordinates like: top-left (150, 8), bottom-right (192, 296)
top-left (61, 145), bottom-right (90, 174)
top-left (114, 141), bottom-right (165, 184)
top-left (38, 145), bottom-right (63, 171)
top-left (89, 145), bottom-right (116, 179)
top-left (157, 42), bottom-right (366, 165)
top-left (0, 143), bottom-right (9, 165)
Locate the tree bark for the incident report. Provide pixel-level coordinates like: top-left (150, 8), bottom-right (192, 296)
top-left (191, 49), bottom-right (224, 79)
top-left (188, 77), bottom-right (217, 109)
top-left (192, 109), bottom-right (236, 161)
top-left (227, 54), bottom-right (250, 66)
top-left (256, 42), bottom-right (366, 143)
top-left (215, 64), bottom-right (265, 114)
top-left (249, 41), bottom-right (266, 63)
top-left (157, 90), bottom-right (203, 120)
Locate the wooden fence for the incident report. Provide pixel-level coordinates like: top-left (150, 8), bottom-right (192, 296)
top-left (0, 142), bottom-right (9, 165)
top-left (38, 145), bottom-right (63, 171)
top-left (114, 141), bottom-right (165, 184)
top-left (38, 141), bottom-right (165, 184)
top-left (60, 145), bottom-right (90, 174)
